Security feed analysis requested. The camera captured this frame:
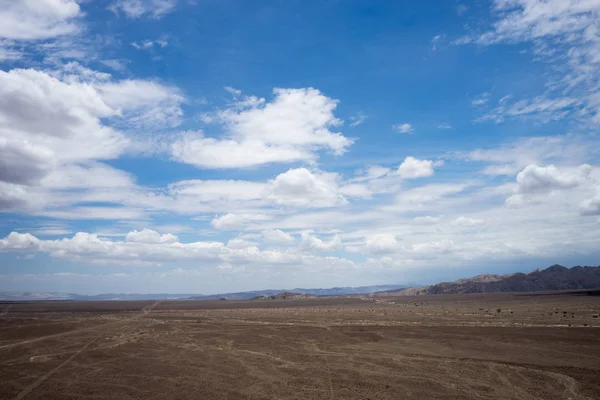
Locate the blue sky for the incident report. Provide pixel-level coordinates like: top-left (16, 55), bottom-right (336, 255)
top-left (1, 0), bottom-right (600, 294)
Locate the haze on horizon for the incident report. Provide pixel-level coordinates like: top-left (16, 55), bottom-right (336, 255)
top-left (1, 0), bottom-right (600, 295)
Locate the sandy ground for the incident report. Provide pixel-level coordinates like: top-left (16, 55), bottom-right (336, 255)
top-left (0, 292), bottom-right (599, 399)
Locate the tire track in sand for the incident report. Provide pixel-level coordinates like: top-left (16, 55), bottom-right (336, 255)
top-left (0, 300), bottom-right (162, 351)
top-left (9, 300), bottom-right (162, 400)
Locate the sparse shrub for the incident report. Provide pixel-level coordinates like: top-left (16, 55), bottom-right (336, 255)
top-left (496, 308), bottom-right (501, 314)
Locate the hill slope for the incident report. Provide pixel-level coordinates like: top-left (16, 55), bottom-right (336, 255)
top-left (377, 265), bottom-right (600, 296)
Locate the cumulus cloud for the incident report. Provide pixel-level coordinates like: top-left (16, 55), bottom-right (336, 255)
top-left (393, 123), bottom-right (413, 134)
top-left (364, 234), bottom-right (399, 254)
top-left (515, 164), bottom-right (591, 194)
top-left (0, 231), bottom-right (351, 268)
top-left (172, 88), bottom-right (352, 168)
top-left (263, 168), bottom-right (347, 208)
top-left (300, 231), bottom-right (342, 252)
top-left (0, 138), bottom-right (56, 185)
top-left (0, 68), bottom-right (129, 211)
top-left (580, 190), bottom-right (600, 215)
top-left (262, 229), bottom-right (295, 244)
top-left (453, 216), bottom-right (484, 226)
top-left (211, 213), bottom-right (271, 230)
top-left (506, 164), bottom-right (594, 207)
top-left (0, 63), bottom-right (190, 216)
top-left (396, 157), bottom-right (441, 179)
top-left (125, 229), bottom-right (178, 244)
top-left (0, 0), bottom-right (83, 40)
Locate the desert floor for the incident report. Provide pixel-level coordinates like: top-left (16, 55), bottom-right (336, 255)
top-left (1, 292), bottom-right (599, 399)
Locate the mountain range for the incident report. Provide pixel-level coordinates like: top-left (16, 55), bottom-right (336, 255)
top-left (376, 265), bottom-right (600, 296)
top-left (0, 284), bottom-right (407, 302)
top-left (2, 265), bottom-right (599, 301)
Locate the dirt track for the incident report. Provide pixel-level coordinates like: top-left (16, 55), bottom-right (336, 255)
top-left (0, 293), bottom-right (599, 399)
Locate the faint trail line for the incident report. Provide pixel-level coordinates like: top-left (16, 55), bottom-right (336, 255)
top-left (12, 334), bottom-right (101, 400)
top-left (1, 305), bottom-right (12, 316)
top-left (320, 326), bottom-right (335, 400)
top-left (0, 300), bottom-right (161, 351)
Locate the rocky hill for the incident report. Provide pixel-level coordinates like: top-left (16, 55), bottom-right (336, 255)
top-left (377, 265), bottom-right (600, 296)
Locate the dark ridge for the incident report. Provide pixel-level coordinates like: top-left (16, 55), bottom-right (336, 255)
top-left (378, 265), bottom-right (600, 296)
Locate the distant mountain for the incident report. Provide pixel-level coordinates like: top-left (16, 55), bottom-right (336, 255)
top-left (250, 291), bottom-right (318, 300)
top-left (0, 292), bottom-right (199, 301)
top-left (188, 285), bottom-right (407, 300)
top-left (0, 284), bottom-right (407, 302)
top-left (377, 265), bottom-right (600, 296)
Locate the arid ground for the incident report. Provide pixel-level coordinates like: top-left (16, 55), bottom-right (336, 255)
top-left (1, 293), bottom-right (599, 399)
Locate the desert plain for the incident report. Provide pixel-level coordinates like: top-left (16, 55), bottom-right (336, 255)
top-left (1, 292), bottom-right (599, 399)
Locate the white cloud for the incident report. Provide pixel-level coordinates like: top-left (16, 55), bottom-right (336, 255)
top-left (125, 229), bottom-right (178, 244)
top-left (172, 88), bottom-right (352, 168)
top-left (169, 179), bottom-right (264, 203)
top-left (0, 0), bottom-right (82, 40)
top-left (300, 231), bottom-right (342, 252)
top-left (364, 234), bottom-right (399, 254)
top-left (172, 133), bottom-right (312, 169)
top-left (0, 68), bottom-right (128, 193)
top-left (396, 157), bottom-right (440, 179)
top-left (580, 189), bottom-right (600, 215)
top-left (393, 123), bottom-right (414, 134)
top-left (453, 216), bottom-right (484, 226)
top-left (0, 231), bottom-right (351, 268)
top-left (505, 164), bottom-right (595, 207)
top-left (477, 96), bottom-right (581, 124)
top-left (40, 163), bottom-right (135, 190)
top-left (0, 46), bottom-right (22, 61)
top-left (0, 66), bottom-right (190, 218)
top-left (211, 213), bottom-right (271, 230)
top-left (465, 135), bottom-right (592, 176)
top-left (110, 0), bottom-right (178, 19)
top-left (516, 164), bottom-right (591, 194)
top-left (97, 79), bottom-right (184, 128)
top-left (413, 216), bottom-right (441, 224)
top-left (472, 92), bottom-right (490, 106)
top-left (431, 35), bottom-right (444, 51)
top-left (40, 207), bottom-right (147, 221)
top-left (131, 40), bottom-right (154, 50)
top-left (0, 138), bottom-right (56, 185)
top-left (391, 183), bottom-right (472, 211)
top-left (131, 38), bottom-right (169, 50)
top-left (262, 229), bottom-right (295, 244)
top-left (437, 123), bottom-right (452, 129)
top-left (460, 0), bottom-right (600, 125)
top-left (263, 168), bottom-right (347, 208)
top-left (349, 112), bottom-right (367, 127)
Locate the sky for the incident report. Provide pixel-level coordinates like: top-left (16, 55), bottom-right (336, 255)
top-left (1, 0), bottom-right (600, 295)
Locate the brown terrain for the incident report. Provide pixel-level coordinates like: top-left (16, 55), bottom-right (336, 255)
top-left (0, 292), bottom-right (599, 399)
